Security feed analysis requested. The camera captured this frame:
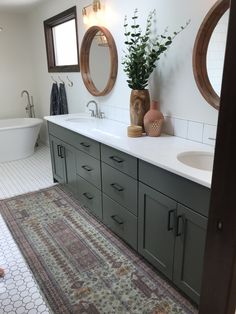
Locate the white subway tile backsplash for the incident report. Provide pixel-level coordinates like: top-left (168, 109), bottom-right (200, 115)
top-left (203, 124), bottom-right (217, 146)
top-left (174, 118), bottom-right (188, 138)
top-left (187, 121), bottom-right (204, 143)
top-left (163, 116), bottom-right (174, 135)
top-left (98, 106), bottom-right (216, 146)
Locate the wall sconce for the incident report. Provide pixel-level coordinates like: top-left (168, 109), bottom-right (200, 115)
top-left (82, 0), bottom-right (102, 26)
top-left (95, 31), bottom-right (108, 47)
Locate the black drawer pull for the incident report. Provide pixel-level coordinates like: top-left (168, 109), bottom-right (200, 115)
top-left (82, 165), bottom-right (93, 172)
top-left (176, 215), bottom-right (184, 237)
top-left (167, 210), bottom-right (175, 231)
top-left (109, 155), bottom-right (124, 163)
top-left (111, 215), bottom-right (124, 225)
top-left (60, 146), bottom-right (65, 159)
top-left (83, 192), bottom-right (93, 200)
top-left (110, 183), bottom-right (124, 192)
top-left (57, 144), bottom-right (62, 157)
top-left (80, 142), bottom-right (91, 148)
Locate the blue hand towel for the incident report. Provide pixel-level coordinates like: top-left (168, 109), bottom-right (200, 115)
top-left (50, 83), bottom-right (60, 115)
top-left (59, 83), bottom-right (68, 114)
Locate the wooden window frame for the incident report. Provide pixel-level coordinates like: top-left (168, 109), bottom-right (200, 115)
top-left (44, 6), bottom-right (80, 72)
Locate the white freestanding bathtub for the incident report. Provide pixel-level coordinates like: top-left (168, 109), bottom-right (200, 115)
top-left (0, 118), bottom-right (43, 163)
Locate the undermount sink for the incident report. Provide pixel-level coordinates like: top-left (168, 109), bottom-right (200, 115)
top-left (177, 151), bottom-right (214, 171)
top-left (65, 116), bottom-right (95, 123)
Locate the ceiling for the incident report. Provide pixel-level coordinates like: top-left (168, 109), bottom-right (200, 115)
top-left (0, 0), bottom-right (46, 11)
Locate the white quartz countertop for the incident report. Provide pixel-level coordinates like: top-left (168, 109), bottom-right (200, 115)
top-left (44, 113), bottom-right (214, 188)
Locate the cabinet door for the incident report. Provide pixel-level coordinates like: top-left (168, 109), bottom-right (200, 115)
top-left (138, 183), bottom-right (177, 280)
top-left (173, 204), bottom-right (207, 304)
top-left (49, 135), bottom-right (66, 183)
top-left (63, 142), bottom-right (78, 195)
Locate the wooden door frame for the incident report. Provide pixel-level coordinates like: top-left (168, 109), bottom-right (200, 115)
top-left (199, 0), bottom-right (236, 313)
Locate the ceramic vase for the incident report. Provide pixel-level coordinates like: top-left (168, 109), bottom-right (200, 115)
top-left (130, 89), bottom-right (150, 129)
top-left (144, 100), bottom-right (164, 137)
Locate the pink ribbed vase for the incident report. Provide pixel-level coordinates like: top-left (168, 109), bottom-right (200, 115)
top-left (144, 100), bottom-right (164, 137)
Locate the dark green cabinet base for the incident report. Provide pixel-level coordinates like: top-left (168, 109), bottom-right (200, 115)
top-left (47, 121), bottom-right (210, 305)
top-left (173, 204), bottom-right (207, 304)
top-left (49, 134), bottom-right (77, 194)
top-left (76, 175), bottom-right (102, 220)
top-left (138, 182), bottom-right (207, 304)
top-left (103, 194), bottom-right (137, 250)
top-left (138, 183), bottom-right (176, 280)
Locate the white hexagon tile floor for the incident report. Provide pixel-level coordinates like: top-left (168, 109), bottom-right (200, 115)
top-left (0, 213), bottom-right (52, 314)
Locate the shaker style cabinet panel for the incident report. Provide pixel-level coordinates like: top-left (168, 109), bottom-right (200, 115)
top-left (138, 183), bottom-right (177, 280)
top-left (102, 162), bottom-right (138, 215)
top-left (63, 142), bottom-right (78, 195)
top-left (138, 180), bottom-right (208, 304)
top-left (49, 135), bottom-right (66, 184)
top-left (173, 204), bottom-right (207, 304)
top-left (49, 135), bottom-right (77, 194)
top-left (76, 175), bottom-right (102, 220)
top-left (77, 150), bottom-right (101, 189)
top-left (101, 144), bottom-right (138, 179)
top-left (103, 194), bottom-right (137, 250)
top-left (139, 160), bottom-right (210, 217)
top-left (48, 122), bottom-right (100, 159)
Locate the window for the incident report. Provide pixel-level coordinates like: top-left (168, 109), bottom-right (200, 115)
top-left (44, 6), bottom-right (80, 72)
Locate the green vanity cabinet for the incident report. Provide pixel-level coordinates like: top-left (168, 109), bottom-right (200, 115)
top-left (138, 183), bottom-right (207, 304)
top-left (101, 144), bottom-right (138, 249)
top-left (48, 122), bottom-right (101, 205)
top-left (49, 134), bottom-right (77, 194)
top-left (76, 175), bottom-right (102, 219)
top-left (138, 160), bottom-right (210, 304)
top-left (49, 134), bottom-right (65, 183)
top-left (173, 204), bottom-right (207, 304)
top-left (138, 183), bottom-right (177, 280)
top-left (47, 121), bottom-right (210, 304)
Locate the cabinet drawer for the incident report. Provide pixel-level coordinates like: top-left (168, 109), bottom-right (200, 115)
top-left (76, 175), bottom-right (102, 220)
top-left (77, 150), bottom-right (101, 189)
top-left (48, 122), bottom-right (100, 159)
top-left (102, 162), bottom-right (138, 215)
top-left (101, 144), bottom-right (137, 179)
top-left (139, 160), bottom-right (210, 217)
top-left (103, 194), bottom-right (137, 250)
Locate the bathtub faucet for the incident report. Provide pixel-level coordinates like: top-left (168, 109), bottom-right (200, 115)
top-left (21, 90), bottom-right (35, 118)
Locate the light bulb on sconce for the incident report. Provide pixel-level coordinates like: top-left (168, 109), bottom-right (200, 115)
top-left (82, 8), bottom-right (89, 25)
top-left (82, 0), bottom-right (103, 26)
top-left (93, 0), bottom-right (101, 12)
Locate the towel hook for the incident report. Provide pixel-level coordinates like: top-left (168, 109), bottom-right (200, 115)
top-left (67, 76), bottom-right (73, 87)
top-left (58, 76), bottom-right (65, 84)
top-left (51, 76), bottom-right (57, 83)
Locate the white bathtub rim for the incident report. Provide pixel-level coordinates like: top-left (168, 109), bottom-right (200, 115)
top-left (0, 118), bottom-right (43, 131)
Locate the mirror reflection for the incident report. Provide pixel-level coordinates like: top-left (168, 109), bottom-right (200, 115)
top-left (89, 31), bottom-right (111, 91)
top-left (80, 26), bottom-right (118, 96)
top-left (207, 10), bottom-right (229, 96)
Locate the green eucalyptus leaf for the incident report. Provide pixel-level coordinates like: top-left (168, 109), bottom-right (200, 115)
top-left (122, 9), bottom-right (189, 89)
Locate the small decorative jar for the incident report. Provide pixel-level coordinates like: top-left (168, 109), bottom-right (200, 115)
top-left (144, 100), bottom-right (164, 137)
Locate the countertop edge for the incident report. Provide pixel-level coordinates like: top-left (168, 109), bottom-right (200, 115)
top-left (44, 116), bottom-right (212, 189)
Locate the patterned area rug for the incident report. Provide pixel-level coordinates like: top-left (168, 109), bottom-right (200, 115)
top-left (0, 186), bottom-right (197, 314)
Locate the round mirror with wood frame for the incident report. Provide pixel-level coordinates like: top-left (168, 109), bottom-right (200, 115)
top-left (193, 0), bottom-right (229, 110)
top-left (80, 26), bottom-right (118, 96)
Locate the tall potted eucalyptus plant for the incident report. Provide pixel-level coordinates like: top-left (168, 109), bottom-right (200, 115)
top-left (122, 9), bottom-right (189, 128)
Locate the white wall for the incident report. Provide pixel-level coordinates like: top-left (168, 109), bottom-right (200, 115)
top-left (26, 0), bottom-right (220, 143)
top-left (0, 12), bottom-right (35, 119)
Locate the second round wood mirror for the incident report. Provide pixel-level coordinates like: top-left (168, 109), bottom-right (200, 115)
top-left (80, 26), bottom-right (118, 96)
top-left (193, 0), bottom-right (229, 110)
